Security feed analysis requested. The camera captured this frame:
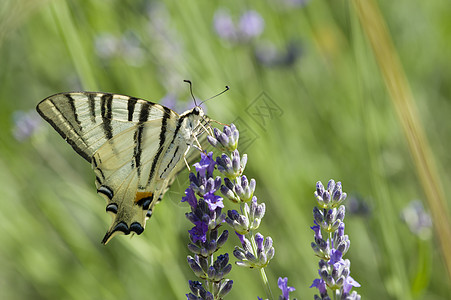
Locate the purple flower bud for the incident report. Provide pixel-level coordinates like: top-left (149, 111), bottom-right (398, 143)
top-left (236, 232), bottom-right (245, 246)
top-left (337, 205), bottom-right (345, 221)
top-left (188, 256), bottom-right (204, 278)
top-left (207, 266), bottom-right (216, 279)
top-left (327, 179), bottom-right (336, 192)
top-left (333, 186), bottom-right (342, 202)
top-left (182, 188), bottom-right (198, 209)
top-left (316, 181), bottom-right (325, 196)
top-left (218, 279), bottom-right (233, 297)
top-left (253, 198), bottom-right (265, 219)
top-left (240, 153), bottom-right (248, 172)
top-left (187, 243), bottom-right (202, 255)
top-left (231, 150), bottom-right (241, 174)
top-left (223, 125), bottom-right (232, 137)
top-left (217, 230), bottom-right (229, 248)
top-left (320, 266), bottom-right (328, 279)
top-left (313, 207), bottom-right (324, 224)
top-left (207, 135), bottom-right (218, 148)
top-left (239, 10), bottom-right (264, 38)
top-left (311, 242), bottom-right (321, 254)
top-left (218, 132), bottom-right (230, 147)
top-left (266, 247), bottom-right (275, 261)
top-left (311, 221), bottom-right (322, 240)
top-left (244, 251), bottom-right (257, 262)
top-left (225, 210), bottom-right (249, 234)
top-left (326, 275), bottom-right (335, 287)
top-left (323, 191), bottom-right (331, 205)
top-left (206, 240), bottom-right (217, 254)
top-left (196, 255), bottom-right (209, 273)
top-left (264, 236), bottom-right (273, 252)
top-left (325, 208), bottom-right (335, 224)
top-left (249, 178), bottom-right (256, 192)
top-left (338, 222), bottom-right (345, 236)
top-left (214, 253), bottom-right (229, 269)
top-left (233, 248), bottom-right (246, 260)
top-left (255, 232), bottom-right (264, 250)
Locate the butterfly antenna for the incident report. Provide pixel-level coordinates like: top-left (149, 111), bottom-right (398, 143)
top-left (199, 85), bottom-right (230, 106)
top-left (184, 80), bottom-right (198, 106)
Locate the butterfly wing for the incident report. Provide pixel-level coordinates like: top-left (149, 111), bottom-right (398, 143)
top-left (37, 92), bottom-right (187, 243)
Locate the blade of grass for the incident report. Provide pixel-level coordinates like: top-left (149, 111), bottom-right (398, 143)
top-left (49, 0), bottom-right (98, 90)
top-left (352, 0), bottom-right (451, 284)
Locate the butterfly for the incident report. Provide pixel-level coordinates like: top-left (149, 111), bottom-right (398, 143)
top-left (36, 86), bottom-right (221, 244)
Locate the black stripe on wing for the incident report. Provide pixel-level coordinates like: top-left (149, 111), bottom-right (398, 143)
top-left (36, 95), bottom-right (92, 162)
top-left (100, 94), bottom-right (114, 140)
top-left (147, 107), bottom-right (172, 185)
top-left (132, 101), bottom-right (151, 176)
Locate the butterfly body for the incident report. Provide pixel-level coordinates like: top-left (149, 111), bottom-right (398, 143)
top-left (37, 92), bottom-right (209, 244)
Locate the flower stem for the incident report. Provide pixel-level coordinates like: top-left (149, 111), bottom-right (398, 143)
top-left (250, 234), bottom-right (274, 300)
top-left (259, 267), bottom-right (273, 300)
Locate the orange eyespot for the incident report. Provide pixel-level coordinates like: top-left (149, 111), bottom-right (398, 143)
top-left (135, 191), bottom-right (153, 202)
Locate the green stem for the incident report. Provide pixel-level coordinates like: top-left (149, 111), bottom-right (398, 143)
top-left (250, 233), bottom-right (274, 300)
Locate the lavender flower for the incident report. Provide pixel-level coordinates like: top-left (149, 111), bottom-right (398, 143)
top-left (185, 123), bottom-right (279, 299)
top-left (310, 180), bottom-right (361, 299)
top-left (183, 152), bottom-right (232, 299)
top-left (205, 123), bottom-right (276, 299)
top-left (278, 277), bottom-right (295, 300)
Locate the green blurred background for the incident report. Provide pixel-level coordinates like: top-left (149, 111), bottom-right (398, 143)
top-left (1, 0), bottom-right (451, 299)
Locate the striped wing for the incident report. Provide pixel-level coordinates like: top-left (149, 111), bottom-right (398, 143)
top-left (37, 92), bottom-right (207, 244)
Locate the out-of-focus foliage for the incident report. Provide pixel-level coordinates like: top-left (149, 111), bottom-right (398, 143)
top-left (0, 0), bottom-right (450, 299)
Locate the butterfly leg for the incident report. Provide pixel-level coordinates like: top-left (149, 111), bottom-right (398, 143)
top-left (211, 119), bottom-right (229, 126)
top-left (191, 134), bottom-right (204, 151)
top-left (183, 146), bottom-right (191, 171)
top-left (199, 119), bottom-right (214, 136)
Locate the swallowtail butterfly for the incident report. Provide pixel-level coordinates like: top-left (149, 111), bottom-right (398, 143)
top-left (36, 88), bottom-right (216, 244)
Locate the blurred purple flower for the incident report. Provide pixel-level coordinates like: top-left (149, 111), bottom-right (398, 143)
top-left (94, 31), bottom-right (145, 66)
top-left (239, 10), bottom-right (264, 38)
top-left (400, 200), bottom-right (432, 240)
top-left (213, 9), bottom-right (237, 40)
top-left (94, 33), bottom-right (119, 59)
top-left (255, 41), bottom-right (302, 67)
top-left (12, 110), bottom-right (42, 142)
top-left (213, 9), bottom-right (264, 43)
